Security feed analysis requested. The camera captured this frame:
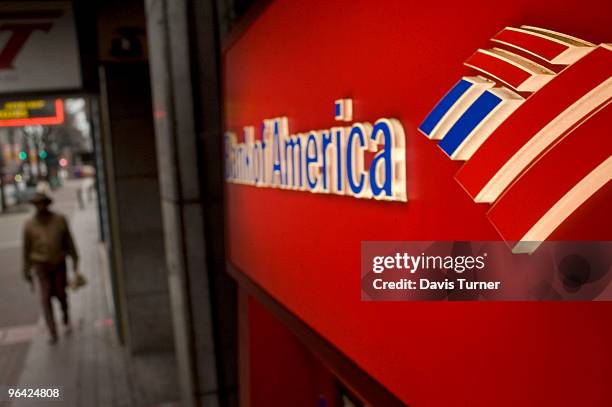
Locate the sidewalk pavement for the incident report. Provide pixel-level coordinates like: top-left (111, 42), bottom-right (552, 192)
top-left (0, 180), bottom-right (178, 407)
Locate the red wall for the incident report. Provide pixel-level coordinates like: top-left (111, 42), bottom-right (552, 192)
top-left (224, 1), bottom-right (612, 405)
top-left (241, 292), bottom-right (339, 407)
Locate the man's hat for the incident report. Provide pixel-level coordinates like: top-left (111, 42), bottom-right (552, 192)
top-left (30, 192), bottom-right (53, 205)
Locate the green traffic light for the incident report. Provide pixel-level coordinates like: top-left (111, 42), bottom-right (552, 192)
top-left (18, 151), bottom-right (27, 160)
top-left (39, 150), bottom-right (48, 159)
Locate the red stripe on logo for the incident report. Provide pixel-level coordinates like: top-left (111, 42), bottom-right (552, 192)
top-left (486, 103), bottom-right (611, 245)
top-left (492, 28), bottom-right (569, 62)
top-left (464, 49), bottom-right (533, 90)
top-left (455, 46), bottom-right (612, 201)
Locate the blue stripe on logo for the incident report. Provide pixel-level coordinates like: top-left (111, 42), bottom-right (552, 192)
top-left (438, 91), bottom-right (502, 157)
top-left (419, 79), bottom-right (472, 136)
top-left (335, 102), bottom-right (341, 117)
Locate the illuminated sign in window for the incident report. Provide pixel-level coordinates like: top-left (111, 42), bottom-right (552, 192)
top-left (0, 98), bottom-right (64, 126)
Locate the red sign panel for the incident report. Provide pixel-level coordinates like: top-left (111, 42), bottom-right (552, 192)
top-left (223, 0), bottom-right (612, 405)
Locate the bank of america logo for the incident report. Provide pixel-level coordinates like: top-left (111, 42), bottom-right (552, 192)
top-left (418, 26), bottom-right (611, 254)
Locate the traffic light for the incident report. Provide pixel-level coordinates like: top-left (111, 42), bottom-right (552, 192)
top-left (39, 150), bottom-right (48, 159)
top-left (18, 151), bottom-right (27, 160)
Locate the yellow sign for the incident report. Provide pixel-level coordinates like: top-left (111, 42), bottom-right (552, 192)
top-left (0, 99), bottom-right (48, 120)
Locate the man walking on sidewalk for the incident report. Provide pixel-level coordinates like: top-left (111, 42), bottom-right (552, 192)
top-left (22, 192), bottom-right (79, 344)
